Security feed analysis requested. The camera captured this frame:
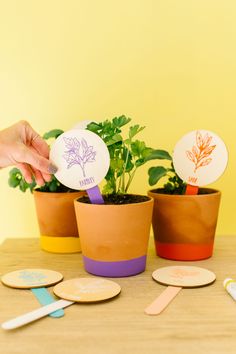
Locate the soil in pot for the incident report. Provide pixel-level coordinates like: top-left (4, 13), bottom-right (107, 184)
top-left (79, 194), bottom-right (149, 205)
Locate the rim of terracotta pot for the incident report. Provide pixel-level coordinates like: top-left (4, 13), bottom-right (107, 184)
top-left (74, 194), bottom-right (153, 206)
top-left (33, 189), bottom-right (83, 196)
top-left (148, 187), bottom-right (221, 199)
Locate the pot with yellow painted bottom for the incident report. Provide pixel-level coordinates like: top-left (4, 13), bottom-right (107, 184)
top-left (148, 188), bottom-right (221, 261)
top-left (74, 195), bottom-right (154, 277)
top-left (33, 190), bottom-right (85, 253)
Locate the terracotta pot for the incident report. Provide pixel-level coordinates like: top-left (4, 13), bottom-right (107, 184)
top-left (33, 190), bottom-right (85, 253)
top-left (74, 196), bottom-right (154, 277)
top-left (148, 188), bottom-right (221, 261)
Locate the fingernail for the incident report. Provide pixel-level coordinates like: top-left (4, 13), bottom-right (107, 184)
top-left (48, 164), bottom-right (58, 174)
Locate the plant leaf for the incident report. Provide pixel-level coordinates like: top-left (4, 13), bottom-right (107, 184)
top-left (131, 140), bottom-right (146, 157)
top-left (43, 129), bottom-right (64, 140)
top-left (148, 166), bottom-right (168, 186)
top-left (112, 115), bottom-right (131, 128)
top-left (129, 125), bottom-right (145, 139)
top-left (8, 175), bottom-right (20, 188)
top-left (144, 149), bottom-right (172, 162)
top-left (86, 122), bottom-right (101, 133)
top-left (106, 134), bottom-right (123, 146)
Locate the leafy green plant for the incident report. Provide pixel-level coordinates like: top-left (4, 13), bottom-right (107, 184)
top-left (87, 115), bottom-right (171, 194)
top-left (8, 128), bottom-right (72, 193)
top-left (148, 158), bottom-right (186, 194)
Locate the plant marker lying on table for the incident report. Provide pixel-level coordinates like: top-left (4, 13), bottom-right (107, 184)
top-left (50, 129), bottom-right (110, 204)
top-left (1, 269), bottom-right (64, 318)
top-left (1, 278), bottom-right (121, 330)
top-left (173, 130), bottom-right (228, 195)
top-left (145, 266), bottom-right (216, 315)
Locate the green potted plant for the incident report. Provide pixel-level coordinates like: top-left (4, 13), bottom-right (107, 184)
top-left (74, 115), bottom-right (169, 277)
top-left (8, 129), bottom-right (85, 253)
top-left (147, 156), bottom-right (221, 261)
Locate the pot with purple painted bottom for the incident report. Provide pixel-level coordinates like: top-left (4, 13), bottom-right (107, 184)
top-left (74, 194), bottom-right (153, 277)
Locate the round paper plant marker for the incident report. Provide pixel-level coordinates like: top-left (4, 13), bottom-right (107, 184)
top-left (50, 129), bottom-right (110, 204)
top-left (1, 269), bottom-right (64, 319)
top-left (53, 278), bottom-right (121, 303)
top-left (173, 130), bottom-right (228, 194)
top-left (145, 266), bottom-right (216, 315)
top-left (1, 278), bottom-right (121, 330)
top-left (1, 269), bottom-right (63, 289)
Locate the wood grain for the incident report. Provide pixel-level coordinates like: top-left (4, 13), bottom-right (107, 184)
top-left (1, 236), bottom-right (236, 354)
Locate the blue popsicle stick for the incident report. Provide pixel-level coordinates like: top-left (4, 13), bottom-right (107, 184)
top-left (31, 288), bottom-right (64, 318)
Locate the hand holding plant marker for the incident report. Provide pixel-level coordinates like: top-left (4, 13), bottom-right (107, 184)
top-left (8, 129), bottom-right (66, 193)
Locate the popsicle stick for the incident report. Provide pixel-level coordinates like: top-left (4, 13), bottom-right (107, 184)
top-left (145, 286), bottom-right (182, 315)
top-left (31, 288), bottom-right (64, 318)
top-left (1, 299), bottom-right (74, 330)
top-left (185, 184), bottom-right (199, 195)
top-left (86, 186), bottom-right (104, 204)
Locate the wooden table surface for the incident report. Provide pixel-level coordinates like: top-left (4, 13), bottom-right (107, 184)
top-left (1, 236), bottom-right (236, 354)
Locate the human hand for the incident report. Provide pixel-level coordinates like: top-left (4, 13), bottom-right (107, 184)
top-left (0, 120), bottom-right (57, 185)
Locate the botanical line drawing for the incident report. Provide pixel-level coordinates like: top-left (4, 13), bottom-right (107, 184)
top-left (74, 279), bottom-right (113, 293)
top-left (63, 137), bottom-right (96, 177)
top-left (19, 270), bottom-right (47, 284)
top-left (170, 268), bottom-right (199, 279)
top-left (186, 131), bottom-right (216, 173)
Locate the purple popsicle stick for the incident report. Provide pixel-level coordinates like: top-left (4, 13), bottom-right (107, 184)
top-left (86, 186), bottom-right (104, 204)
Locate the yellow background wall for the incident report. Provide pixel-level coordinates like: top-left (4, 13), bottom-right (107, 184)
top-left (0, 0), bottom-right (235, 243)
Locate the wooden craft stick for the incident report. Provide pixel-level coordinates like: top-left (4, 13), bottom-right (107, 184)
top-left (145, 286), bottom-right (182, 315)
top-left (1, 299), bottom-right (74, 330)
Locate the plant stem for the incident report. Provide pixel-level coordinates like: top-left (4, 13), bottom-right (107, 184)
top-left (125, 167), bottom-right (137, 193)
top-left (119, 142), bottom-right (130, 194)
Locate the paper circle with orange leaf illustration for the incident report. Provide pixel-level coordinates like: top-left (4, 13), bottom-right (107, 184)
top-left (173, 130), bottom-right (228, 186)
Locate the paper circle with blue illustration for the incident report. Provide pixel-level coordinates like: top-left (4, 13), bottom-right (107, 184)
top-left (50, 129), bottom-right (110, 190)
top-left (1, 269), bottom-right (63, 289)
top-left (173, 130), bottom-right (228, 186)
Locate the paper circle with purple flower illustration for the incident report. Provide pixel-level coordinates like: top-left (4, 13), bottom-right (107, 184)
top-left (173, 130), bottom-right (228, 186)
top-left (50, 129), bottom-right (110, 190)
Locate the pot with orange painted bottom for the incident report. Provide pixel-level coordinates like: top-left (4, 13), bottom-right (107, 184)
top-left (148, 188), bottom-right (221, 261)
top-left (33, 190), bottom-right (85, 253)
top-left (74, 195), bottom-right (154, 277)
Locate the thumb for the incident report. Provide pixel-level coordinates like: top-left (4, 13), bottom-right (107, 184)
top-left (20, 147), bottom-right (58, 174)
